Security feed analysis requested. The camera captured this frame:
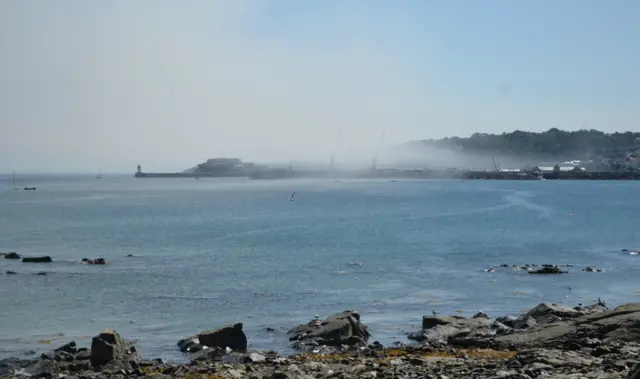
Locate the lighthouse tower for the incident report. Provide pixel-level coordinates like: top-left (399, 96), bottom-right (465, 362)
top-left (135, 164), bottom-right (142, 177)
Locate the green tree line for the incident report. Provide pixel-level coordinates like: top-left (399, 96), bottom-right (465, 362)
top-left (416, 129), bottom-right (640, 160)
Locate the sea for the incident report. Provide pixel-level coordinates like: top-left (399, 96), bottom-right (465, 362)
top-left (1, 175), bottom-right (639, 361)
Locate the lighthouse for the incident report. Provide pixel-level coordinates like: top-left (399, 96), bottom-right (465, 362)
top-left (135, 164), bottom-right (142, 178)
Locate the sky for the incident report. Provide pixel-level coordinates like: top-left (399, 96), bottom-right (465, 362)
top-left (0, 0), bottom-right (639, 172)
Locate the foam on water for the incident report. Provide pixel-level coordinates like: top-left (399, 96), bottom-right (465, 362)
top-left (1, 176), bottom-right (639, 361)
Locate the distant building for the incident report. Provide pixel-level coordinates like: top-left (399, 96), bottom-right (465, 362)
top-left (530, 166), bottom-right (556, 173)
top-left (529, 165), bottom-right (585, 173)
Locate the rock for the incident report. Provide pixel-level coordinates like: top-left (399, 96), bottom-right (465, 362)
top-left (4, 252), bottom-right (20, 259)
top-left (287, 310), bottom-right (370, 349)
top-left (410, 314), bottom-right (492, 346)
top-left (22, 256), bottom-right (53, 263)
top-left (583, 267), bottom-right (603, 272)
top-left (6, 270), bottom-right (17, 275)
top-left (245, 353), bottom-right (266, 363)
top-left (90, 329), bottom-right (134, 368)
top-left (55, 341), bottom-right (78, 354)
top-left (196, 323), bottom-right (248, 352)
top-left (33, 272), bottom-right (47, 276)
top-left (177, 336), bottom-right (203, 353)
top-left (81, 258), bottom-right (107, 265)
top-left (422, 315), bottom-right (464, 329)
top-left (529, 266), bottom-right (567, 274)
top-left (628, 362), bottom-right (640, 379)
top-left (525, 303), bottom-right (583, 324)
top-left (54, 350), bottom-right (75, 362)
top-left (25, 358), bottom-right (59, 377)
top-left (512, 315), bottom-right (537, 330)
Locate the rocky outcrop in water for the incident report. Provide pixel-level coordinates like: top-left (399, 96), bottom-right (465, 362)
top-left (22, 256), bottom-right (52, 263)
top-left (82, 257), bottom-right (107, 265)
top-left (178, 323), bottom-right (248, 354)
top-left (287, 310), bottom-right (370, 351)
top-left (528, 265), bottom-right (568, 274)
top-left (3, 252), bottom-right (20, 259)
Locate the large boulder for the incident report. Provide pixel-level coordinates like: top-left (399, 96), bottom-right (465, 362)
top-left (3, 252), bottom-right (20, 259)
top-left (409, 314), bottom-right (491, 345)
top-left (90, 329), bottom-right (138, 368)
top-left (198, 323), bottom-right (247, 352)
top-left (287, 310), bottom-right (370, 349)
top-left (178, 323), bottom-right (248, 353)
top-left (22, 256), bottom-right (52, 263)
top-left (525, 303), bottom-right (584, 324)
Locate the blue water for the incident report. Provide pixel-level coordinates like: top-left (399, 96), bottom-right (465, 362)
top-left (1, 175), bottom-right (639, 361)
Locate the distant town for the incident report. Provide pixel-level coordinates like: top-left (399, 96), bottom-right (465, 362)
top-left (135, 128), bottom-right (640, 180)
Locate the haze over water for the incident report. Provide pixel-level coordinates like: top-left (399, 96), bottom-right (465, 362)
top-left (1, 176), bottom-right (639, 361)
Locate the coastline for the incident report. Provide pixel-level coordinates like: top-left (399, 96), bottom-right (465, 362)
top-left (2, 299), bottom-right (640, 378)
top-left (134, 169), bottom-right (640, 181)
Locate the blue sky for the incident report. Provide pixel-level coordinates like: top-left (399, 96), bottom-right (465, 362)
top-left (0, 0), bottom-right (638, 172)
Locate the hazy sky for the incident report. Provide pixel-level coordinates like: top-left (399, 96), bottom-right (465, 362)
top-left (1, 0), bottom-right (639, 172)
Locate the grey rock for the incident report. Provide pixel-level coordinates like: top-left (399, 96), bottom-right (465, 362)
top-left (627, 362), bottom-right (640, 379)
top-left (90, 329), bottom-right (132, 368)
top-left (410, 314), bottom-right (492, 346)
top-left (22, 256), bottom-right (53, 263)
top-left (197, 323), bottom-right (248, 352)
top-left (287, 310), bottom-right (370, 349)
top-left (529, 266), bottom-right (566, 274)
top-left (55, 341), bottom-right (78, 355)
top-left (176, 336), bottom-right (203, 353)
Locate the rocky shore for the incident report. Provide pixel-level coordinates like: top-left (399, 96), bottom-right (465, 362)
top-left (3, 301), bottom-right (640, 379)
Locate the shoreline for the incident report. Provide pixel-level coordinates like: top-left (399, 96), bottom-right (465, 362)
top-left (135, 168), bottom-right (640, 181)
top-left (3, 300), bottom-right (640, 378)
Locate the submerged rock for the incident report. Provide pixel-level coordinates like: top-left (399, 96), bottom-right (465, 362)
top-left (81, 257), bottom-right (107, 265)
top-left (3, 252), bottom-right (20, 259)
top-left (287, 310), bottom-right (370, 350)
top-left (529, 265), bottom-right (567, 274)
top-left (22, 256), bottom-right (52, 263)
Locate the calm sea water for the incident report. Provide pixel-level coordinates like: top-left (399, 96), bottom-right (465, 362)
top-left (1, 175), bottom-right (639, 361)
